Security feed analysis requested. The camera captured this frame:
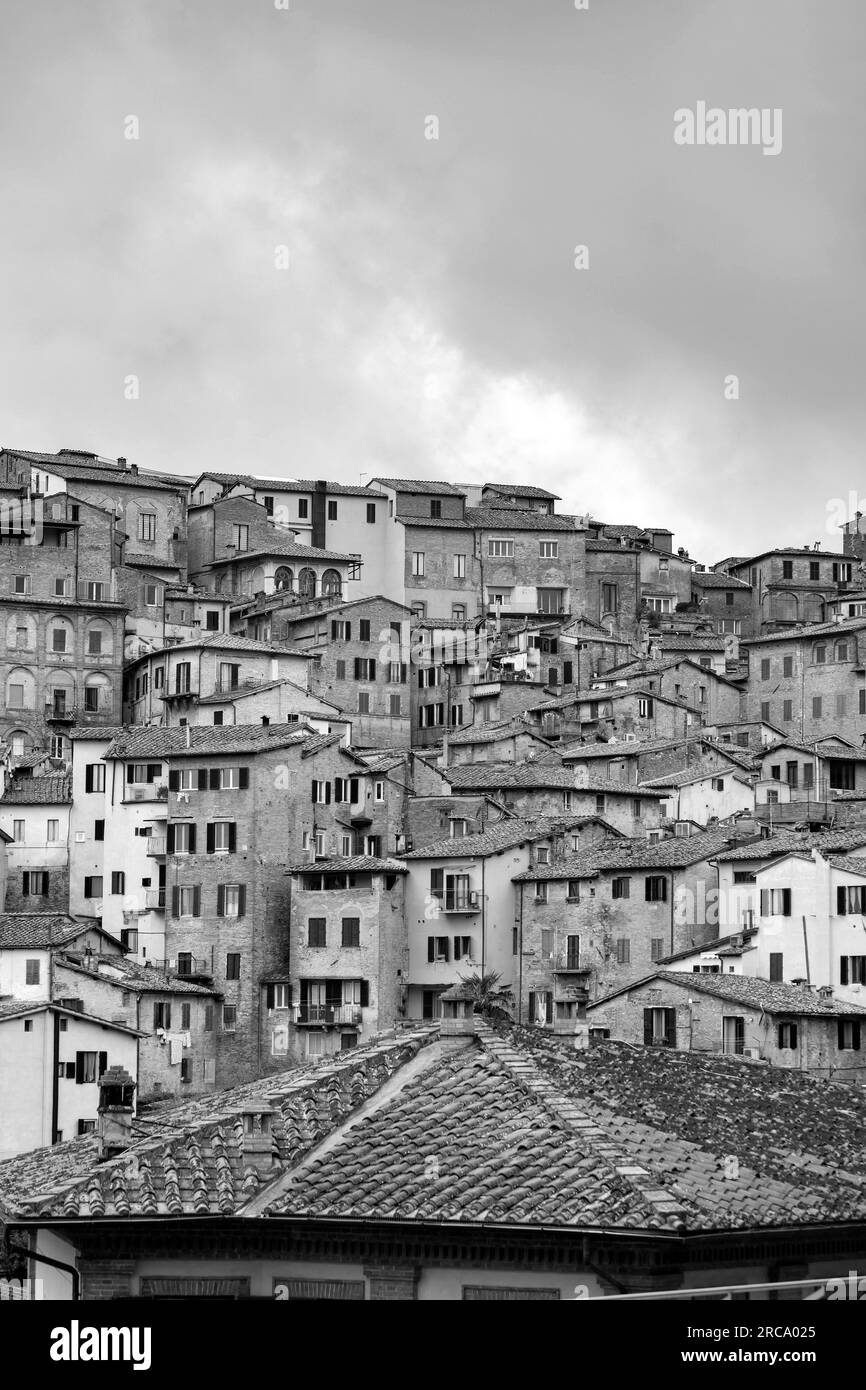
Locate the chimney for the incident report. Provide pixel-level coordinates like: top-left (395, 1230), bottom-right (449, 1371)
top-left (97, 1066), bottom-right (136, 1159)
top-left (129, 463), bottom-right (138, 476)
top-left (117, 456), bottom-right (127, 467)
top-left (185, 723), bottom-right (191, 748)
top-left (240, 1107), bottom-right (279, 1175)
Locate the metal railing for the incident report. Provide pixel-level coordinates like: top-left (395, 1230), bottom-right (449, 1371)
top-left (296, 1004), bottom-right (362, 1025)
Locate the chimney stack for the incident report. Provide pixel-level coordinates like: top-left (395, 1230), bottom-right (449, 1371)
top-left (239, 1107), bottom-right (279, 1175)
top-left (97, 1066), bottom-right (136, 1159)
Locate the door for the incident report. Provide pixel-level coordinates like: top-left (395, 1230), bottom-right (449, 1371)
top-left (723, 1015), bottom-right (745, 1055)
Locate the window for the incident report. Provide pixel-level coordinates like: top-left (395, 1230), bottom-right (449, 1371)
top-left (837, 694), bottom-right (847, 718)
top-left (782, 699), bottom-right (793, 722)
top-left (611, 876), bottom-right (630, 900)
top-left (208, 821), bottom-right (236, 853)
top-left (761, 889), bottom-right (792, 917)
top-left (782, 559), bottom-right (793, 579)
top-left (12, 819), bottom-right (24, 842)
top-left (75, 1051), bottom-right (103, 1084)
top-left (809, 561), bottom-right (820, 581)
top-left (838, 1020), bottom-right (862, 1051)
top-left (615, 938), bottom-right (630, 965)
top-left (535, 882), bottom-right (549, 904)
top-left (267, 984), bottom-right (291, 1011)
top-left (358, 691), bottom-right (370, 714)
top-left (51, 626), bottom-right (67, 653)
top-left (308, 918), bottom-right (326, 948)
top-left (174, 886), bottom-right (201, 917)
top-left (840, 956), bottom-right (866, 985)
top-left (358, 618), bottom-right (371, 642)
top-left (204, 1005), bottom-right (214, 1031)
top-left (429, 498), bottom-right (442, 519)
top-left (761, 701), bottom-right (771, 723)
top-left (25, 959), bottom-right (40, 985)
top-left (327, 499), bottom-right (338, 520)
top-left (643, 1008), bottom-right (676, 1046)
top-left (54, 576), bottom-right (70, 597)
top-left (353, 657), bottom-right (376, 680)
top-left (231, 523), bottom-right (249, 551)
top-left (812, 696), bottom-right (822, 718)
top-left (488, 538), bottom-right (514, 558)
top-left (138, 513), bottom-right (157, 542)
top-left (814, 645), bottom-right (826, 665)
top-left (536, 846), bottom-right (550, 865)
top-left (837, 884), bottom-right (866, 914)
top-left (170, 822), bottom-right (196, 854)
top-left (226, 953), bottom-right (241, 980)
top-left (205, 610), bottom-right (220, 630)
top-left (175, 661), bottom-right (192, 694)
top-left (110, 871), bottom-right (125, 894)
top-left (783, 655), bottom-right (793, 677)
top-left (83, 875), bottom-right (103, 899)
top-left (453, 554), bottom-right (466, 579)
top-left (760, 659), bottom-right (770, 680)
top-left (566, 880), bottom-right (580, 902)
top-left (768, 952), bottom-right (784, 983)
top-left (645, 876), bottom-right (667, 902)
top-left (217, 884), bottom-right (246, 917)
top-left (539, 541), bottom-right (558, 559)
top-left (335, 658), bottom-right (346, 680)
top-left (638, 697), bottom-right (654, 718)
top-left (366, 502), bottom-right (376, 523)
top-left (650, 938), bottom-right (664, 962)
top-left (777, 1021), bottom-right (798, 1049)
top-left (411, 552), bottom-right (425, 576)
top-left (298, 498), bottom-right (309, 519)
top-left (342, 917), bottom-right (360, 948)
top-left (23, 871), bottom-right (49, 897)
top-left (223, 1005), bottom-right (237, 1032)
top-left (13, 574), bottom-right (31, 595)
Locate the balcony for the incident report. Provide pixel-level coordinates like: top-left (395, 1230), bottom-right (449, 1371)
top-left (145, 836), bottom-right (167, 857)
top-left (125, 783), bottom-right (168, 803)
top-left (146, 957), bottom-right (212, 980)
top-left (45, 701), bottom-right (75, 723)
top-left (435, 890), bottom-right (481, 913)
top-left (295, 1004), bottom-right (362, 1026)
top-left (144, 889), bottom-right (166, 910)
top-left (553, 955), bottom-right (591, 976)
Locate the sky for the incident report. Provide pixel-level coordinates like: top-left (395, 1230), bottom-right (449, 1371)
top-left (1, 0), bottom-right (864, 563)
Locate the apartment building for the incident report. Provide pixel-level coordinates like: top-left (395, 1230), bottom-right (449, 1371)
top-left (283, 856), bottom-right (408, 1063)
top-left (691, 569), bottom-right (754, 639)
top-left (123, 634), bottom-right (312, 725)
top-left (526, 686), bottom-right (703, 743)
top-left (722, 547), bottom-right (855, 633)
top-left (0, 772), bottom-right (72, 912)
top-left (443, 763), bottom-right (664, 835)
top-left (741, 617), bottom-right (866, 741)
top-left (590, 656), bottom-right (743, 727)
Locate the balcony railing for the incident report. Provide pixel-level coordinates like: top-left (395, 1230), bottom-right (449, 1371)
top-left (44, 702), bottom-right (75, 722)
top-left (145, 956), bottom-right (211, 978)
top-left (126, 782), bottom-right (168, 803)
top-left (296, 1004), bottom-right (362, 1026)
top-left (144, 889), bottom-right (166, 910)
top-left (441, 890), bottom-right (481, 913)
top-left (145, 836), bottom-right (167, 856)
top-left (554, 954), bottom-right (591, 975)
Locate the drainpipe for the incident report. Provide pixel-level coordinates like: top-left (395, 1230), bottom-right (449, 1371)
top-left (51, 1007), bottom-right (60, 1144)
top-left (517, 882), bottom-right (524, 1024)
top-left (24, 1240), bottom-right (80, 1300)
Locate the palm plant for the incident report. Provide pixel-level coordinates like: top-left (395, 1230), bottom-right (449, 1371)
top-left (458, 970), bottom-right (514, 1017)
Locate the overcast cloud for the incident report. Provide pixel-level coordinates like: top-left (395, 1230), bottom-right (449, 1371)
top-left (1, 0), bottom-right (864, 561)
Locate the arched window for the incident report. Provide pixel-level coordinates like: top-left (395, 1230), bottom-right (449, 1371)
top-left (836, 640), bottom-right (850, 663)
top-left (298, 567), bottom-right (317, 599)
top-left (5, 667), bottom-right (36, 711)
top-left (321, 569), bottom-right (342, 598)
top-left (803, 595), bottom-right (824, 624)
top-left (47, 671), bottom-right (75, 716)
top-left (84, 672), bottom-right (111, 715)
top-left (772, 593), bottom-right (798, 623)
top-left (46, 615), bottom-right (74, 656)
top-left (6, 613), bottom-right (35, 652)
top-left (274, 566), bottom-right (294, 592)
top-left (85, 619), bottom-right (113, 659)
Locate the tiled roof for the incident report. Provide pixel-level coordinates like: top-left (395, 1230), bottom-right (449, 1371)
top-left (0, 1030), bottom-right (435, 1220)
top-left (3, 449), bottom-right (187, 491)
top-left (207, 540), bottom-right (356, 564)
top-left (465, 507), bottom-right (579, 532)
top-left (656, 635), bottom-right (728, 650)
top-left (400, 815), bottom-right (597, 860)
top-left (397, 515), bottom-right (474, 531)
top-left (191, 473), bottom-right (381, 499)
top-left (104, 723), bottom-right (317, 760)
top-left (483, 483), bottom-right (560, 500)
top-left (369, 477), bottom-right (465, 496)
top-left (0, 1000), bottom-right (143, 1034)
top-left (826, 855), bottom-right (866, 875)
top-left (691, 572), bottom-right (751, 589)
top-left (716, 828), bottom-right (866, 862)
top-left (512, 828), bottom-right (742, 880)
top-left (743, 618), bottom-right (866, 645)
top-left (639, 760), bottom-right (750, 789)
top-left (286, 856), bottom-right (408, 874)
top-left (444, 764), bottom-right (663, 796)
top-left (730, 547), bottom-right (852, 567)
top-left (57, 954), bottom-right (218, 995)
top-left (445, 719), bottom-right (551, 748)
top-left (0, 914), bottom-right (122, 950)
top-left (0, 775), bottom-right (71, 805)
top-left (134, 633), bottom-right (311, 660)
top-left (9, 753), bottom-right (51, 770)
top-left (531, 686), bottom-right (699, 715)
top-left (761, 736), bottom-right (866, 762)
top-left (618, 972), bottom-right (866, 1018)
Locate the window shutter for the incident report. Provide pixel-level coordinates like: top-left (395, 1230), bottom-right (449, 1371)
top-left (168, 770), bottom-right (180, 791)
top-left (192, 886), bottom-right (201, 916)
top-left (209, 768), bottom-right (220, 790)
top-left (331, 621), bottom-right (337, 639)
top-left (427, 937), bottom-right (435, 963)
top-left (188, 824), bottom-right (197, 854)
top-left (85, 765), bottom-right (93, 793)
top-left (431, 868), bottom-right (444, 897)
top-left (171, 886), bottom-right (180, 915)
top-left (217, 885), bottom-right (225, 916)
top-left (354, 657), bottom-right (361, 679)
top-left (400, 662), bottom-right (407, 683)
top-left (311, 779), bottom-right (318, 803)
top-left (345, 622), bottom-right (351, 640)
top-left (126, 764), bottom-right (135, 782)
top-left (453, 936), bottom-right (462, 960)
top-left (334, 778), bottom-right (343, 803)
top-left (237, 884), bottom-right (246, 917)
top-left (165, 1004), bottom-right (171, 1030)
top-left (350, 777), bottom-right (359, 802)
top-left (228, 823), bottom-right (237, 852)
top-left (838, 885), bottom-right (847, 915)
top-left (198, 769), bottom-right (208, 791)
top-left (22, 874), bottom-right (29, 897)
top-left (153, 1003), bottom-right (160, 1029)
top-left (98, 1051), bottom-right (108, 1078)
top-left (266, 984), bottom-right (275, 1009)
top-left (325, 783), bottom-right (331, 804)
top-left (760, 889), bottom-right (769, 916)
top-left (239, 767), bottom-right (249, 790)
top-left (369, 659), bottom-right (376, 681)
top-left (360, 979), bottom-right (369, 1007)
top-left (782, 888), bottom-right (791, 916)
top-left (664, 1009), bottom-right (676, 1047)
top-left (644, 878), bottom-right (652, 902)
top-left (442, 937), bottom-right (450, 962)
top-left (855, 1023), bottom-right (861, 1053)
top-left (838, 1019), bottom-right (845, 1049)
top-left (75, 1051), bottom-right (85, 1083)
top-left (206, 824), bottom-right (215, 854)
top-left (841, 956), bottom-right (849, 985)
top-left (643, 1010), bottom-right (654, 1045)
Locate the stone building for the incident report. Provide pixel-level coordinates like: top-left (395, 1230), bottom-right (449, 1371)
top-left (526, 685), bottom-right (704, 744)
top-left (722, 547), bottom-right (854, 634)
top-left (691, 569), bottom-right (754, 639)
top-left (0, 773), bottom-right (72, 911)
top-left (586, 972), bottom-right (866, 1081)
top-left (123, 634), bottom-right (312, 726)
top-left (443, 762), bottom-right (664, 835)
top-left (741, 617), bottom-right (866, 742)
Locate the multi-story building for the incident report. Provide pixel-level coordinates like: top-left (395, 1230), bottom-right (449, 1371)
top-left (691, 569), bottom-right (754, 639)
top-left (741, 617), bottom-right (866, 742)
top-left (443, 763), bottom-right (664, 835)
top-left (283, 856), bottom-right (408, 1062)
top-left (123, 634), bottom-right (313, 725)
top-left (590, 655), bottom-right (744, 727)
top-left (0, 771), bottom-right (72, 911)
top-left (721, 547), bottom-right (855, 633)
top-left (526, 686), bottom-right (704, 744)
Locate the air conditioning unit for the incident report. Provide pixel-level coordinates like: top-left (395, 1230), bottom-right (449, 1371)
top-left (742, 1047), bottom-right (761, 1060)
top-left (623, 733), bottom-right (638, 743)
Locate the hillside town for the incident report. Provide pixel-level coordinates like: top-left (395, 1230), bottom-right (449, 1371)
top-left (2, 445), bottom-right (866, 1301)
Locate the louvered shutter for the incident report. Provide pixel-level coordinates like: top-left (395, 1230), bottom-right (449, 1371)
top-left (206, 824), bottom-right (215, 854)
top-left (239, 767), bottom-right (249, 790)
top-left (188, 825), bottom-right (197, 854)
top-left (198, 769), bottom-right (208, 791)
top-left (228, 823), bottom-right (237, 852)
top-left (171, 886), bottom-right (180, 915)
top-left (209, 768), bottom-right (220, 790)
top-left (237, 884), bottom-right (246, 917)
top-left (192, 886), bottom-right (201, 916)
top-left (324, 783), bottom-right (331, 804)
top-left (168, 770), bottom-right (180, 791)
top-left (166, 824), bottom-right (175, 854)
top-left (216, 885), bottom-right (225, 916)
top-left (760, 889), bottom-right (769, 916)
top-left (643, 1010), bottom-right (654, 1045)
top-left (838, 885), bottom-right (848, 915)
